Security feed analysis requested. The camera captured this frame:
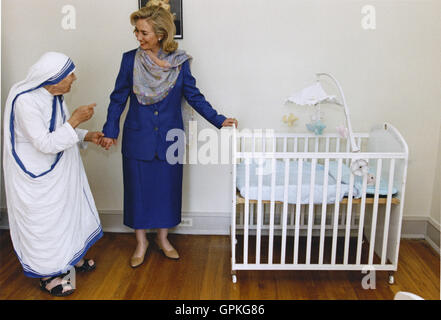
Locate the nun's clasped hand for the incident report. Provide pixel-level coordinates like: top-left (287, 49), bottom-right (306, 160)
top-left (84, 132), bottom-right (105, 146)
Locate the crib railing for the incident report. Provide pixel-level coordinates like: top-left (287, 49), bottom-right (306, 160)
top-left (230, 125), bottom-right (408, 284)
top-left (236, 132), bottom-right (369, 167)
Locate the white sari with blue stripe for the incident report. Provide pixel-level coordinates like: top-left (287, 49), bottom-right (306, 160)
top-left (3, 52), bottom-right (102, 278)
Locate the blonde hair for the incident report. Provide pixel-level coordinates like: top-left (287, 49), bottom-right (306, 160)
top-left (130, 0), bottom-right (178, 53)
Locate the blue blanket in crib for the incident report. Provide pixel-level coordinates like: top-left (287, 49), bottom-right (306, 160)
top-left (236, 160), bottom-right (397, 205)
top-left (327, 161), bottom-right (398, 197)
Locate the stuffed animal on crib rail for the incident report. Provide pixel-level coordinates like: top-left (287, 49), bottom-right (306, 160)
top-left (351, 159), bottom-right (369, 176)
top-left (367, 174), bottom-right (376, 186)
top-left (282, 113), bottom-right (298, 127)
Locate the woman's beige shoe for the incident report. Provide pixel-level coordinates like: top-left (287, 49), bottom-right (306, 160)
top-left (130, 240), bottom-right (149, 268)
top-left (155, 239), bottom-right (180, 260)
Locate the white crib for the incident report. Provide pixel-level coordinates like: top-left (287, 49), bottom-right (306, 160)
top-left (230, 123), bottom-right (408, 284)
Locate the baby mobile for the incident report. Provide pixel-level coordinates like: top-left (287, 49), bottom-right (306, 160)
top-left (285, 73), bottom-right (369, 176)
top-left (285, 80), bottom-right (341, 136)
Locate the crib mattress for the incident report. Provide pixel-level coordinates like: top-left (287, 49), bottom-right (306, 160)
top-left (236, 160), bottom-right (397, 205)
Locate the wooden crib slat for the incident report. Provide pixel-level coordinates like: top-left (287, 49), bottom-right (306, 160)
top-left (332, 159), bottom-right (343, 265)
top-left (306, 159), bottom-right (317, 264)
top-left (300, 154), bottom-right (305, 227)
top-left (244, 159), bottom-right (250, 264)
top-left (256, 159), bottom-right (264, 264)
top-left (369, 159), bottom-right (383, 265)
top-left (356, 174), bottom-right (368, 265)
top-left (345, 139), bottom-right (350, 166)
top-left (281, 159), bottom-right (290, 264)
top-left (294, 159), bottom-right (303, 264)
top-left (344, 169), bottom-right (355, 265)
top-left (290, 198), bottom-right (295, 227)
top-left (231, 131), bottom-right (238, 267)
top-left (268, 158), bottom-right (276, 264)
top-left (381, 159), bottom-right (395, 265)
top-left (319, 159), bottom-right (330, 265)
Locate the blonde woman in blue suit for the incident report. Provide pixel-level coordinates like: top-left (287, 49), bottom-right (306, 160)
top-left (101, 0), bottom-right (237, 267)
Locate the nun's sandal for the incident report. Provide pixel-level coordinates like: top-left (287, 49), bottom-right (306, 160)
top-left (40, 274), bottom-right (74, 297)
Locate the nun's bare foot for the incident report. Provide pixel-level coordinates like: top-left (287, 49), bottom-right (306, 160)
top-left (75, 258), bottom-right (94, 268)
top-left (74, 258), bottom-right (96, 272)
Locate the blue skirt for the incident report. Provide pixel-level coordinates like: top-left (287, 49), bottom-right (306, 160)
top-left (122, 155), bottom-right (183, 229)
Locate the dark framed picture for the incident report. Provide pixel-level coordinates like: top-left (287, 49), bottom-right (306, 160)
top-left (138, 0), bottom-right (183, 39)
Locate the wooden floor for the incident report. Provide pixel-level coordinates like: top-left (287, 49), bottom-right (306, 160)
top-left (0, 230), bottom-right (439, 300)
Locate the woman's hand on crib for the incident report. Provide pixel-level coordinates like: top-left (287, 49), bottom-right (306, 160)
top-left (100, 137), bottom-right (117, 150)
top-left (222, 118), bottom-right (238, 128)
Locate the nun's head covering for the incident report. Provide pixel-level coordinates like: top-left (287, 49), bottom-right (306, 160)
top-left (14, 52), bottom-right (76, 94)
top-left (3, 52), bottom-right (76, 172)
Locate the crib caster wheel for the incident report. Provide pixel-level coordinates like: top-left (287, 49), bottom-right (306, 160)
top-left (232, 275), bottom-right (237, 283)
top-left (388, 274), bottom-right (395, 285)
top-left (235, 238), bottom-right (238, 245)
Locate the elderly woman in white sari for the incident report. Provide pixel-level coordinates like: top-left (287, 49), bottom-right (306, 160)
top-left (3, 52), bottom-right (103, 297)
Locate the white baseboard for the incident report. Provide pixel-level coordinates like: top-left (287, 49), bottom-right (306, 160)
top-left (400, 234), bottom-right (426, 239)
top-left (75, 210), bottom-right (232, 235)
top-left (1, 209), bottom-right (439, 253)
top-left (425, 217), bottom-right (440, 253)
top-left (425, 236), bottom-right (440, 255)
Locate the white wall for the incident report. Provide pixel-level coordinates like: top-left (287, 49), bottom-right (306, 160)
top-left (2, 0), bottom-right (441, 224)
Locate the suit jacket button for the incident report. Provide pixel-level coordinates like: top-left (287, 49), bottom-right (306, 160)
top-left (154, 111), bottom-right (159, 116)
top-left (155, 127), bottom-right (159, 131)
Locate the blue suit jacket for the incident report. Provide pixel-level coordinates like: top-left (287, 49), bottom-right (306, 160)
top-left (102, 49), bottom-right (226, 161)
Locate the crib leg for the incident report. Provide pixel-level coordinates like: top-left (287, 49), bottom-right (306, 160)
top-left (388, 272), bottom-right (395, 285)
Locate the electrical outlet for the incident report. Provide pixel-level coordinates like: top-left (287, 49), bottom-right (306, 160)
top-left (180, 218), bottom-right (193, 227)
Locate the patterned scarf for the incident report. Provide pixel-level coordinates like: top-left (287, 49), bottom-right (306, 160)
top-left (133, 47), bottom-right (191, 105)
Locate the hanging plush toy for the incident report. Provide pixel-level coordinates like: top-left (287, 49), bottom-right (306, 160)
top-left (306, 120), bottom-right (326, 135)
top-left (336, 124), bottom-right (349, 138)
top-left (306, 104), bottom-right (326, 135)
top-left (282, 113), bottom-right (298, 127)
